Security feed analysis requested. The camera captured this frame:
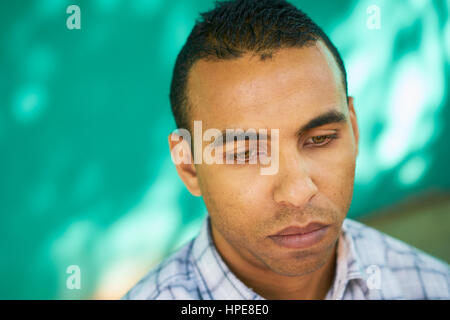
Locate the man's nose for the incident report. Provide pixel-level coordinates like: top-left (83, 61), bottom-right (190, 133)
top-left (272, 152), bottom-right (318, 209)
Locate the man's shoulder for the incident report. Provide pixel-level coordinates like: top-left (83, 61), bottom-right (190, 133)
top-left (121, 240), bottom-right (201, 300)
top-left (344, 218), bottom-right (450, 299)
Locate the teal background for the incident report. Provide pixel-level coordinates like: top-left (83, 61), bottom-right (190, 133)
top-left (0, 0), bottom-right (449, 299)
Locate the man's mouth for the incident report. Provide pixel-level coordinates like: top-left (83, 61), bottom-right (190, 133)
top-left (268, 222), bottom-right (330, 249)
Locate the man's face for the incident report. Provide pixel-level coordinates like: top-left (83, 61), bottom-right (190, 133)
top-left (179, 41), bottom-right (359, 277)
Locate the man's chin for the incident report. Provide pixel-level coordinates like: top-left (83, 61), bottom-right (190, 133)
top-left (261, 237), bottom-right (338, 277)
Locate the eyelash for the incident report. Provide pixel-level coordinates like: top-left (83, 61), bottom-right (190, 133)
top-left (224, 133), bottom-right (339, 163)
top-left (226, 148), bottom-right (267, 162)
top-left (305, 133), bottom-right (339, 148)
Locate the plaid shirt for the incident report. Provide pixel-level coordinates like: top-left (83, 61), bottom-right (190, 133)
top-left (122, 215), bottom-right (450, 300)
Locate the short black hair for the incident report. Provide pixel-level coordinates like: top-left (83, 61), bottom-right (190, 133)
top-left (169, 0), bottom-right (348, 132)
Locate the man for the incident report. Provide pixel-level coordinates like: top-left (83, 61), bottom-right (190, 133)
top-left (123, 0), bottom-right (450, 299)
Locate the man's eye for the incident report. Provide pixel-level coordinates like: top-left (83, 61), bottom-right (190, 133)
top-left (225, 148), bottom-right (267, 162)
top-left (305, 134), bottom-right (338, 147)
top-left (228, 149), bottom-right (254, 161)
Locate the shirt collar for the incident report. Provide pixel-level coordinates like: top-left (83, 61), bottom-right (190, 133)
top-left (190, 215), bottom-right (264, 300)
top-left (326, 219), bottom-right (370, 299)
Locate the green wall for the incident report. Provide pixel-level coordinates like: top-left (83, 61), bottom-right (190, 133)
top-left (0, 0), bottom-right (449, 299)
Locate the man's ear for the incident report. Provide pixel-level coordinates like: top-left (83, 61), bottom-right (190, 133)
top-left (347, 96), bottom-right (359, 157)
top-left (168, 132), bottom-right (202, 196)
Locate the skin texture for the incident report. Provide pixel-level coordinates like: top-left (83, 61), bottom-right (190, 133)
top-left (168, 40), bottom-right (360, 300)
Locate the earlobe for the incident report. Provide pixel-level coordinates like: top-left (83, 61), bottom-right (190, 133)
top-left (168, 133), bottom-right (203, 197)
top-left (176, 163), bottom-right (202, 197)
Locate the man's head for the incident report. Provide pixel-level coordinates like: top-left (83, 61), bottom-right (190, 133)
top-left (168, 0), bottom-right (359, 279)
top-left (169, 0), bottom-right (348, 134)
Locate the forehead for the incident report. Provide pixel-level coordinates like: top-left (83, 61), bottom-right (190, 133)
top-left (186, 41), bottom-right (346, 132)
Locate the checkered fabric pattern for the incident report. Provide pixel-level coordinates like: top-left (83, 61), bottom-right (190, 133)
top-left (122, 215), bottom-right (450, 300)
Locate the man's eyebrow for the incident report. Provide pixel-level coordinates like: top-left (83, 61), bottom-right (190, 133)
top-left (296, 109), bottom-right (347, 137)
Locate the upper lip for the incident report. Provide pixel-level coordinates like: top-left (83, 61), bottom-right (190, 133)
top-left (270, 222), bottom-right (329, 236)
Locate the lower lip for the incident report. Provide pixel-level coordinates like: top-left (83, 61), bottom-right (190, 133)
top-left (269, 226), bottom-right (329, 249)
